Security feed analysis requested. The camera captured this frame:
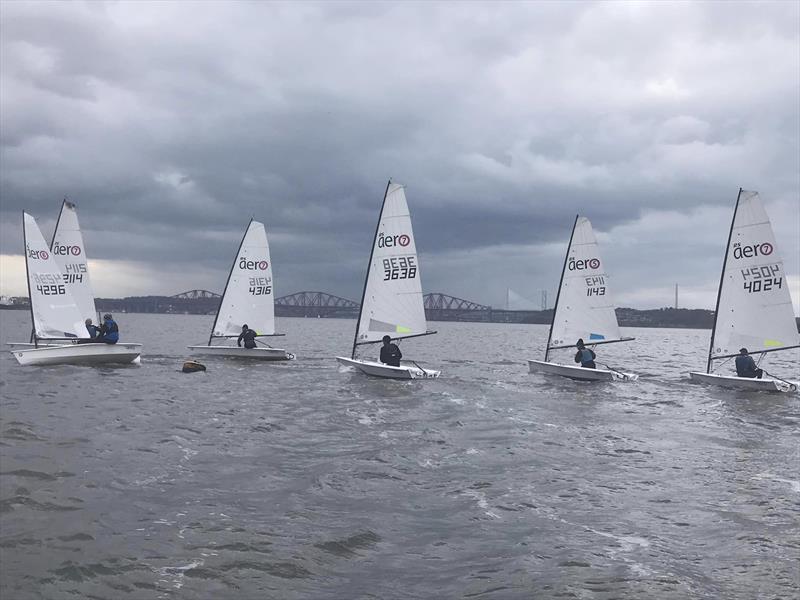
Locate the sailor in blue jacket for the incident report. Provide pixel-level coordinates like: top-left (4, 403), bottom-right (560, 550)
top-left (574, 339), bottom-right (596, 369)
top-left (735, 348), bottom-right (763, 379)
top-left (95, 314), bottom-right (119, 344)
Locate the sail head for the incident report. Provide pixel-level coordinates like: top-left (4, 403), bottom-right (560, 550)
top-left (212, 220), bottom-right (276, 337)
top-left (356, 183), bottom-right (428, 344)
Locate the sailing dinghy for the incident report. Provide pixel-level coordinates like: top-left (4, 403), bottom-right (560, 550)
top-left (336, 181), bottom-right (440, 379)
top-left (528, 215), bottom-right (637, 382)
top-left (10, 212), bottom-right (142, 366)
top-left (689, 189), bottom-right (799, 392)
top-left (9, 199), bottom-right (100, 349)
top-left (187, 219), bottom-right (294, 360)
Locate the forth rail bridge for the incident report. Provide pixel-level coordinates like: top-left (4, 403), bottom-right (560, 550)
top-left (74, 289), bottom-right (719, 329)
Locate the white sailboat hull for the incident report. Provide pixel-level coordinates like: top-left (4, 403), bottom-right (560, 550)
top-left (689, 371), bottom-right (798, 393)
top-left (528, 359), bottom-right (637, 382)
top-left (336, 356), bottom-right (440, 380)
top-left (187, 345), bottom-right (295, 361)
top-left (10, 343), bottom-right (143, 366)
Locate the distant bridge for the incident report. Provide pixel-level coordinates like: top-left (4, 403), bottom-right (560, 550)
top-left (172, 289), bottom-right (220, 299)
top-left (96, 290), bottom-right (541, 322)
top-left (275, 291), bottom-right (360, 318)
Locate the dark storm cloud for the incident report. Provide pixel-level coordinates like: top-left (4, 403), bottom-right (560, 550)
top-left (1, 1), bottom-right (798, 308)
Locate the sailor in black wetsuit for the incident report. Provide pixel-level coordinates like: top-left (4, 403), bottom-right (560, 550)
top-left (379, 335), bottom-right (402, 367)
top-left (574, 338), bottom-right (596, 369)
top-left (735, 348), bottom-right (763, 379)
top-left (238, 324), bottom-right (257, 349)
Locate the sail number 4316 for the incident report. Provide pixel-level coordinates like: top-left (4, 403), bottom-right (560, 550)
top-left (249, 277), bottom-right (272, 295)
top-left (741, 264), bottom-right (782, 294)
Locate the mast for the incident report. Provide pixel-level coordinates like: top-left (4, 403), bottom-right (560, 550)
top-left (50, 198), bottom-right (67, 249)
top-left (351, 179), bottom-right (392, 359)
top-left (544, 214), bottom-right (578, 363)
top-left (706, 188), bottom-right (742, 374)
top-left (22, 212), bottom-right (38, 348)
top-left (208, 219), bottom-right (253, 345)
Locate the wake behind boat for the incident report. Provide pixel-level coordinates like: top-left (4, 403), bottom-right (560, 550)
top-left (689, 189), bottom-right (799, 393)
top-left (527, 215), bottom-right (637, 382)
top-left (335, 181), bottom-right (440, 379)
top-left (10, 211), bottom-right (142, 366)
top-left (187, 219), bottom-right (294, 361)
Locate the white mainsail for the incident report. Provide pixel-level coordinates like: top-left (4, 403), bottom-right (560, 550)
top-left (548, 216), bottom-right (624, 352)
top-left (23, 212), bottom-right (87, 340)
top-left (355, 182), bottom-right (428, 347)
top-left (709, 190), bottom-right (800, 362)
top-left (211, 220), bottom-right (276, 338)
top-left (50, 200), bottom-right (96, 322)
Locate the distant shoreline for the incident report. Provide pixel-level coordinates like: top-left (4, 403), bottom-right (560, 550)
top-left (3, 298), bottom-right (797, 331)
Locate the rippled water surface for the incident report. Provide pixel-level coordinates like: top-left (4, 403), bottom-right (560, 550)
top-left (1, 311), bottom-right (798, 599)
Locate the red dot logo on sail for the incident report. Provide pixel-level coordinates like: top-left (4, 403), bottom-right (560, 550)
top-left (52, 243), bottom-right (82, 256)
top-left (238, 257), bottom-right (269, 270)
top-left (27, 248), bottom-right (49, 260)
top-left (377, 232), bottom-right (411, 248)
top-left (732, 242), bottom-right (774, 259)
top-left (568, 257), bottom-right (601, 271)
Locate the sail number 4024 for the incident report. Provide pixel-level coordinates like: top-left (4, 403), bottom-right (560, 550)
top-left (741, 264), bottom-right (782, 294)
top-left (383, 256), bottom-right (417, 281)
top-left (248, 276), bottom-right (272, 295)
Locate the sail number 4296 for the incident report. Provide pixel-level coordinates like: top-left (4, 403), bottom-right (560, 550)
top-left (741, 264), bottom-right (782, 294)
top-left (383, 256), bottom-right (417, 280)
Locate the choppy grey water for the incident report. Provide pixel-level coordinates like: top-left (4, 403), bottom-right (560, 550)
top-left (0, 311), bottom-right (798, 600)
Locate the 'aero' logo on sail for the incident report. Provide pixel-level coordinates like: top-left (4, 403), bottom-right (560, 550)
top-left (52, 243), bottom-right (82, 256)
top-left (27, 248), bottom-right (49, 260)
top-left (733, 242), bottom-right (773, 259)
top-left (377, 232), bottom-right (410, 248)
top-left (568, 257), bottom-right (601, 271)
top-left (239, 257), bottom-right (269, 270)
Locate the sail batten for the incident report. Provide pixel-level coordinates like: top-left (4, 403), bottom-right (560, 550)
top-left (547, 216), bottom-right (626, 354)
top-left (23, 212), bottom-right (87, 340)
top-left (353, 182), bottom-right (430, 353)
top-left (211, 220), bottom-right (276, 339)
top-left (707, 190), bottom-right (799, 370)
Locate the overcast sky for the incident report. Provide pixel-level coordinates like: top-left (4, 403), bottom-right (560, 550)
top-left (1, 1), bottom-right (798, 310)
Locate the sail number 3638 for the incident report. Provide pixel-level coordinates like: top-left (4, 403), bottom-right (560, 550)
top-left (383, 256), bottom-right (417, 280)
top-left (741, 264), bottom-right (782, 294)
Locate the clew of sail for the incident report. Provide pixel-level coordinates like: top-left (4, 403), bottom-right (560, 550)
top-left (548, 217), bottom-right (624, 350)
top-left (50, 200), bottom-right (96, 322)
top-left (211, 220), bottom-right (275, 338)
top-left (356, 183), bottom-right (428, 345)
top-left (23, 212), bottom-right (87, 340)
top-left (710, 190), bottom-right (800, 359)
